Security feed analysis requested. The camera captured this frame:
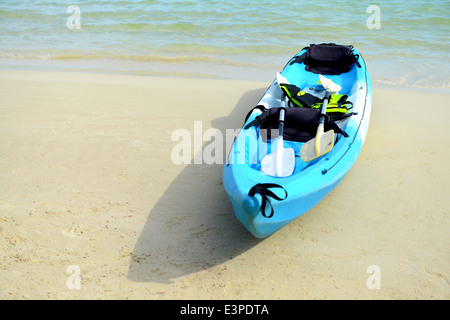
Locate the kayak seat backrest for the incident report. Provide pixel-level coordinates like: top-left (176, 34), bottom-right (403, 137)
top-left (245, 107), bottom-right (346, 143)
top-left (305, 43), bottom-right (360, 75)
top-left (289, 43), bottom-right (360, 76)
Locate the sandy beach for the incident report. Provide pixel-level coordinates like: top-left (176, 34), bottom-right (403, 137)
top-left (0, 70), bottom-right (449, 300)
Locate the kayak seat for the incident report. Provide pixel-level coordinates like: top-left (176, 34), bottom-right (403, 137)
top-left (288, 43), bottom-right (361, 76)
top-left (244, 107), bottom-right (348, 143)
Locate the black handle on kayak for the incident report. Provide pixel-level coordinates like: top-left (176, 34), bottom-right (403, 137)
top-left (278, 93), bottom-right (287, 136)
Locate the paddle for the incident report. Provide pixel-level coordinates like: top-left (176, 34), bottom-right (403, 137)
top-left (261, 74), bottom-right (295, 177)
top-left (300, 74), bottom-right (342, 162)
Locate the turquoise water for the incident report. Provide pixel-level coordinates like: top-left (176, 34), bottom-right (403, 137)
top-left (1, 0), bottom-right (449, 87)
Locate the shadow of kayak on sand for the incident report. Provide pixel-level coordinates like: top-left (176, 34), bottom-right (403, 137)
top-left (127, 87), bottom-right (267, 283)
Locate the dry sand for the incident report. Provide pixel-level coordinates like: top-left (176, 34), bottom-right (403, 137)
top-left (0, 70), bottom-right (449, 300)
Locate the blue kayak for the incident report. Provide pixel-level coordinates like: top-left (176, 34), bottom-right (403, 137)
top-left (223, 44), bottom-right (372, 238)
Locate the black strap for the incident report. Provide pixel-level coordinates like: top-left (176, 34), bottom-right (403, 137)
top-left (327, 120), bottom-right (349, 138)
top-left (244, 105), bottom-right (267, 125)
top-left (288, 52), bottom-right (306, 66)
top-left (353, 54), bottom-right (361, 68)
top-left (248, 183), bottom-right (288, 218)
top-left (244, 111), bottom-right (269, 130)
top-left (333, 112), bottom-right (358, 120)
